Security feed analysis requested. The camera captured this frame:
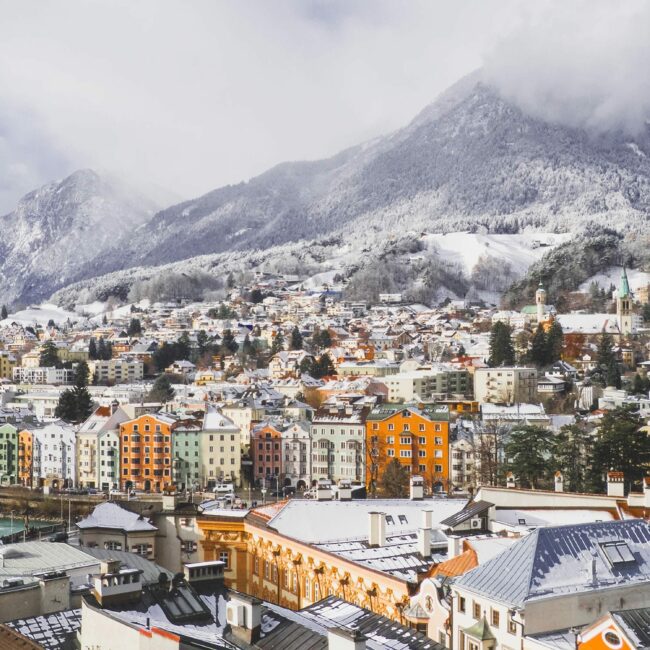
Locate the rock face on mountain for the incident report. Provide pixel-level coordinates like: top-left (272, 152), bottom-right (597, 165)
top-left (114, 73), bottom-right (650, 269)
top-left (0, 170), bottom-right (156, 305)
top-left (5, 73), bottom-right (650, 306)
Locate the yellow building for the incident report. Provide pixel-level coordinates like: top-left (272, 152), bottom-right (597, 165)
top-left (0, 350), bottom-right (18, 380)
top-left (196, 496), bottom-right (466, 625)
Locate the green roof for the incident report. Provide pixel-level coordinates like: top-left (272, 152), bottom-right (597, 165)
top-left (620, 267), bottom-right (631, 298)
top-left (366, 403), bottom-right (450, 422)
top-left (464, 617), bottom-right (496, 641)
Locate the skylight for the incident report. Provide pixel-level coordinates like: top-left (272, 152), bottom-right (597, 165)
top-left (600, 540), bottom-right (635, 567)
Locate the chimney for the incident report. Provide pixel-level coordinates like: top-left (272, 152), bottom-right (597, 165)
top-left (316, 479), bottom-right (333, 501)
top-left (644, 477), bottom-right (650, 508)
top-left (506, 472), bottom-right (515, 489)
top-left (183, 560), bottom-right (224, 586)
top-left (328, 627), bottom-right (367, 650)
top-left (447, 535), bottom-right (462, 559)
top-left (418, 529), bottom-right (432, 559)
top-left (93, 565), bottom-right (143, 607)
top-left (554, 471), bottom-right (563, 493)
top-left (338, 479), bottom-right (352, 501)
top-left (226, 591), bottom-right (262, 645)
top-left (410, 475), bottom-right (424, 500)
top-left (368, 512), bottom-right (386, 547)
top-left (607, 471), bottom-right (625, 498)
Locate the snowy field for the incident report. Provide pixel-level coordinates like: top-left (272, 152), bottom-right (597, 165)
top-left (422, 231), bottom-right (572, 275)
top-left (578, 267), bottom-right (650, 293)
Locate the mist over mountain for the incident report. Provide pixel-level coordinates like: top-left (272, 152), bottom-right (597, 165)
top-left (0, 169), bottom-right (157, 306)
top-left (4, 72), bottom-right (650, 306)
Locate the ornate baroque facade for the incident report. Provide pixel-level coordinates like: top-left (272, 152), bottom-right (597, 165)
top-left (197, 512), bottom-right (411, 622)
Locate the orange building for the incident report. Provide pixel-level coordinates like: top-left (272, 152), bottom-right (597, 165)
top-left (120, 413), bottom-right (178, 492)
top-left (365, 404), bottom-right (450, 494)
top-left (578, 611), bottom-right (642, 650)
top-left (18, 429), bottom-right (33, 487)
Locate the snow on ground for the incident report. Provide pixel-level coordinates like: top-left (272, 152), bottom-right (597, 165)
top-left (2, 303), bottom-right (80, 326)
top-left (302, 270), bottom-right (344, 290)
top-left (422, 231), bottom-right (571, 275)
top-left (578, 267), bottom-right (650, 293)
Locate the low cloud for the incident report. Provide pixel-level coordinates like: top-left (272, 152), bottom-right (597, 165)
top-left (483, 1), bottom-right (650, 134)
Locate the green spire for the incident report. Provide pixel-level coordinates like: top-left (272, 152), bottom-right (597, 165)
top-left (620, 267), bottom-right (630, 299)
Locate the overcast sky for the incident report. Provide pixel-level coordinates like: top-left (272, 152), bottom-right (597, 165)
top-left (0, 0), bottom-right (648, 213)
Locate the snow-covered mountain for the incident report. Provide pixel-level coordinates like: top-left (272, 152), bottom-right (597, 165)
top-left (0, 170), bottom-right (157, 305)
top-left (104, 71), bottom-right (650, 272)
top-left (7, 71), bottom-right (650, 307)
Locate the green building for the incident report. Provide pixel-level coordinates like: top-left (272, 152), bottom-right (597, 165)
top-left (0, 423), bottom-right (18, 485)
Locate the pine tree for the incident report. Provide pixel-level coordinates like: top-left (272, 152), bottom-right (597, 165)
top-left (1, 305), bottom-right (8, 320)
top-left (553, 424), bottom-right (593, 493)
top-left (633, 373), bottom-right (645, 395)
top-left (589, 407), bottom-right (650, 493)
top-left (596, 332), bottom-right (616, 368)
top-left (545, 320), bottom-right (564, 362)
top-left (290, 326), bottom-right (303, 350)
top-left (488, 322), bottom-right (515, 367)
top-left (529, 325), bottom-right (547, 366)
top-left (88, 338), bottom-right (97, 360)
top-left (127, 318), bottom-right (142, 336)
top-left (606, 359), bottom-right (621, 389)
top-left (315, 353), bottom-right (335, 378)
top-left (271, 332), bottom-right (285, 355)
top-left (505, 425), bottom-right (554, 489)
top-left (55, 361), bottom-right (93, 423)
top-left (97, 338), bottom-right (107, 361)
top-left (148, 374), bottom-right (175, 402)
top-left (39, 341), bottom-right (60, 368)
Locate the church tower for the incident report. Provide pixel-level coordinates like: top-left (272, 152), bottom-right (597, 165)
top-left (616, 267), bottom-right (636, 335)
top-left (536, 282), bottom-right (547, 323)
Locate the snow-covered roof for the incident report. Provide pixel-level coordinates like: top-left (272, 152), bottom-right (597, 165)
top-left (76, 502), bottom-right (157, 532)
top-left (264, 498), bottom-right (467, 545)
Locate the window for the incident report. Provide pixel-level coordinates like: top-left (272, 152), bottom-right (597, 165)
top-left (304, 576), bottom-right (310, 599)
top-left (508, 615), bottom-right (517, 635)
top-left (254, 556), bottom-right (259, 575)
top-left (388, 424), bottom-right (394, 431)
top-left (458, 597), bottom-right (466, 613)
top-left (419, 424), bottom-right (425, 431)
top-left (387, 436), bottom-right (394, 444)
top-left (600, 540), bottom-right (635, 566)
top-left (219, 551), bottom-right (230, 568)
top-left (468, 642), bottom-right (479, 650)
top-left (473, 601), bottom-right (481, 619)
top-left (418, 450), bottom-right (426, 457)
top-left (435, 437), bottom-right (443, 445)
top-left (400, 450), bottom-right (412, 458)
top-left (387, 449), bottom-right (395, 457)
top-left (132, 543), bottom-right (151, 557)
top-left (104, 541), bottom-right (122, 551)
top-left (435, 464), bottom-right (443, 473)
top-left (418, 436), bottom-right (426, 445)
top-left (182, 541), bottom-right (197, 553)
top-left (491, 609), bottom-right (500, 627)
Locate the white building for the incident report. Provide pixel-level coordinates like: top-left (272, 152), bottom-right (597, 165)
top-left (473, 367), bottom-right (537, 405)
top-left (12, 366), bottom-right (75, 385)
top-left (30, 420), bottom-right (77, 488)
top-left (88, 359), bottom-right (144, 384)
top-left (310, 399), bottom-right (369, 483)
top-left (281, 421), bottom-right (311, 490)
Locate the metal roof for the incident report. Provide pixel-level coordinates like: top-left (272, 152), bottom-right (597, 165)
top-left (455, 520), bottom-right (650, 608)
top-left (612, 607), bottom-right (650, 648)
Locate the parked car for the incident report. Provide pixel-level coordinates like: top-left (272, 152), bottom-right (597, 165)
top-left (48, 532), bottom-right (68, 543)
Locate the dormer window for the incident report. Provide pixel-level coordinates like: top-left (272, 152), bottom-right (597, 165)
top-left (600, 540), bottom-right (635, 566)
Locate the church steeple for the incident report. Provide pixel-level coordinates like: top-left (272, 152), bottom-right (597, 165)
top-left (535, 282), bottom-right (547, 322)
top-left (616, 266), bottom-right (635, 335)
top-left (619, 266), bottom-right (630, 299)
